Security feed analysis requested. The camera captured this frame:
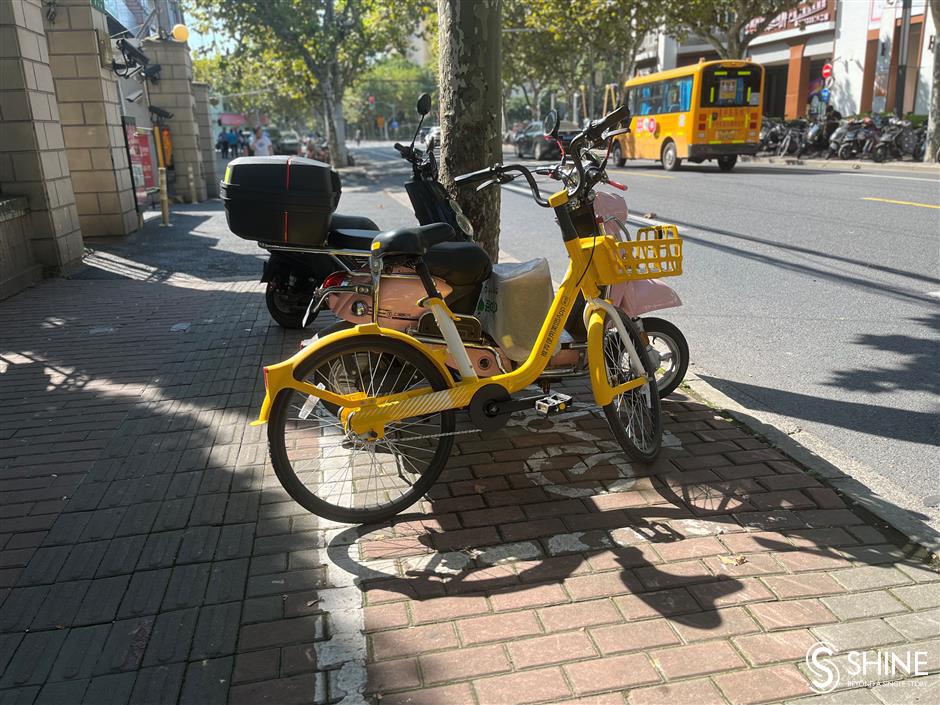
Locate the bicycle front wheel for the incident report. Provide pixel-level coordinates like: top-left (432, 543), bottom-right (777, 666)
top-left (601, 309), bottom-right (662, 462)
top-left (268, 336), bottom-right (455, 524)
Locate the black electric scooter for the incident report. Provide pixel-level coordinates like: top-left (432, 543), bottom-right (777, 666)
top-left (261, 93), bottom-right (471, 328)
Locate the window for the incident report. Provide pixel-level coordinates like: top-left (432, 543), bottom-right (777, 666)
top-left (663, 77), bottom-right (693, 113)
top-left (630, 76), bottom-right (694, 115)
top-left (700, 66), bottom-right (763, 108)
top-left (637, 82), bottom-right (664, 116)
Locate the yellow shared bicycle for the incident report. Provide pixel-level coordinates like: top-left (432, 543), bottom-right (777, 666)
top-left (252, 105), bottom-right (683, 523)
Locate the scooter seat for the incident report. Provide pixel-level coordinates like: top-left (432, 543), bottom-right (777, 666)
top-left (327, 226), bottom-right (491, 287)
top-left (372, 223), bottom-right (456, 257)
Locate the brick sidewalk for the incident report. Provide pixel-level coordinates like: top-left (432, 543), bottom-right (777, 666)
top-left (0, 202), bottom-right (937, 705)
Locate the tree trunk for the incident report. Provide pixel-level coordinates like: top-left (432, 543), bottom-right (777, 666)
top-left (925, 0), bottom-right (940, 162)
top-left (321, 65), bottom-right (349, 166)
top-left (438, 0), bottom-right (502, 261)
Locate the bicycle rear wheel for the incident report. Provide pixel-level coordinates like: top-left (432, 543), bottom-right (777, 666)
top-left (268, 336), bottom-right (455, 524)
top-left (601, 309), bottom-right (662, 462)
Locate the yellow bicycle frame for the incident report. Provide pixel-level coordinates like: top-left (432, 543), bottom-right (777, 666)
top-left (253, 194), bottom-right (649, 438)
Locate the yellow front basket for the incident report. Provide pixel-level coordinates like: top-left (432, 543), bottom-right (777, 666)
top-left (582, 225), bottom-right (683, 286)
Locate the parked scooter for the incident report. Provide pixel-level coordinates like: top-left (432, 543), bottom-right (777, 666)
top-left (872, 116), bottom-right (918, 163)
top-left (315, 114), bottom-right (689, 397)
top-left (259, 94), bottom-right (471, 329)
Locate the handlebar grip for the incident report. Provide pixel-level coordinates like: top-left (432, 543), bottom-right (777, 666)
top-left (454, 166), bottom-right (495, 186)
top-left (394, 142), bottom-right (410, 155)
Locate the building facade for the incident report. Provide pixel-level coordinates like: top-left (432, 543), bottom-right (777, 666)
top-left (636, 0), bottom-right (936, 119)
top-left (1, 0), bottom-right (214, 300)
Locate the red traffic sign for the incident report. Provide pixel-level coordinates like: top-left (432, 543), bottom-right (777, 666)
top-left (821, 63), bottom-right (832, 79)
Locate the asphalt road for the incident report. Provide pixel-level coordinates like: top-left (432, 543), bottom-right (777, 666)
top-left (349, 142), bottom-right (940, 534)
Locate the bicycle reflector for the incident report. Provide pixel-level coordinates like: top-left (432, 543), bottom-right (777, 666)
top-left (322, 271), bottom-right (346, 289)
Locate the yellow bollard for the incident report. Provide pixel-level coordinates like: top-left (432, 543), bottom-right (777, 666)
top-left (158, 167), bottom-right (171, 226)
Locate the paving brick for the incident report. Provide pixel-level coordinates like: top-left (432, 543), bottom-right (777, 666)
top-left (365, 657), bottom-right (420, 694)
top-left (32, 580), bottom-right (91, 630)
top-left (136, 531), bottom-right (184, 571)
top-left (370, 623), bottom-right (459, 660)
top-left (409, 595), bottom-right (489, 624)
top-left (179, 656), bottom-right (233, 705)
top-left (811, 618), bottom-right (906, 651)
top-left (489, 582), bottom-right (568, 611)
top-left (654, 536), bottom-right (728, 561)
top-left (129, 664), bottom-right (185, 705)
top-left (564, 652), bottom-right (661, 694)
top-left (821, 590), bottom-right (909, 620)
top-left (46, 624), bottom-right (110, 683)
top-left (651, 639), bottom-right (745, 679)
top-left (734, 629), bottom-right (820, 666)
top-left (57, 541), bottom-right (108, 581)
top-left (232, 649), bottom-right (279, 683)
top-left (71, 574), bottom-right (131, 626)
top-left (613, 588), bottom-right (700, 621)
top-left (16, 545), bottom-right (69, 585)
top-left (214, 523), bottom-right (254, 559)
top-left (893, 560), bottom-right (940, 583)
top-left (456, 610), bottom-right (541, 645)
top-left (564, 570), bottom-right (642, 600)
top-left (78, 508), bottom-right (127, 543)
top-left (430, 526), bottom-right (501, 552)
top-left (176, 525), bottom-right (221, 564)
top-left (774, 549), bottom-right (850, 572)
top-left (0, 585), bottom-right (49, 631)
top-left (635, 559), bottom-right (714, 590)
top-left (281, 642), bottom-right (319, 676)
top-left (364, 601), bottom-right (410, 632)
top-left (95, 535), bottom-right (147, 577)
top-left (142, 608), bottom-right (198, 666)
top-left (161, 563), bottom-right (210, 610)
top-left (93, 617), bottom-right (153, 675)
top-left (420, 644), bottom-right (511, 684)
top-left (0, 630), bottom-right (67, 688)
top-left (539, 598), bottom-right (623, 632)
top-left (245, 567), bottom-right (327, 597)
top-left (749, 599), bottom-right (838, 631)
top-left (590, 618), bottom-right (680, 655)
top-left (689, 576), bottom-right (775, 608)
top-left (117, 568), bottom-right (171, 618)
top-left (203, 558), bottom-right (248, 604)
top-left (35, 680), bottom-right (90, 705)
top-left (152, 498), bottom-right (194, 532)
top-left (891, 584), bottom-right (940, 610)
top-left (763, 573), bottom-right (846, 599)
top-left (42, 513), bottom-right (92, 546)
top-left (508, 632), bottom-right (598, 670)
top-left (190, 602), bottom-right (241, 659)
top-left (714, 664), bottom-right (812, 705)
top-left (631, 677), bottom-right (727, 705)
top-left (81, 672), bottom-right (136, 705)
top-left (114, 502), bottom-right (160, 537)
top-left (474, 667), bottom-right (572, 705)
top-left (380, 682), bottom-right (474, 705)
top-left (189, 494), bottom-right (228, 526)
top-left (831, 566), bottom-right (912, 591)
top-left (238, 614), bottom-right (327, 651)
top-left (884, 609), bottom-right (940, 640)
top-left (668, 606), bottom-right (760, 642)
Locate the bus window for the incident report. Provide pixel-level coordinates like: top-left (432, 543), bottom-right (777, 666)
top-left (638, 82), bottom-right (663, 115)
top-left (663, 77), bottom-right (693, 113)
top-left (700, 66), bottom-right (762, 108)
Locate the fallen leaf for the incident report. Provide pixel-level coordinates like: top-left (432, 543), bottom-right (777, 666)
top-left (474, 484), bottom-right (486, 494)
top-left (720, 554), bottom-right (747, 566)
top-left (643, 212), bottom-right (657, 219)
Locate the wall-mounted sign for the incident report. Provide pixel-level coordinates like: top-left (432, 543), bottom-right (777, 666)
top-left (746, 0), bottom-right (835, 36)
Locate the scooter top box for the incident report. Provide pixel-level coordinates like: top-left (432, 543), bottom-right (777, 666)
top-left (221, 156), bottom-right (342, 247)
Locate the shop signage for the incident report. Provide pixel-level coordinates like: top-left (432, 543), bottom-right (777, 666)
top-left (746, 0), bottom-right (835, 35)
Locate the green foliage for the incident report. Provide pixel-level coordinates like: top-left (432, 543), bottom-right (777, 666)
top-left (344, 57), bottom-right (435, 129)
top-left (663, 0), bottom-right (805, 59)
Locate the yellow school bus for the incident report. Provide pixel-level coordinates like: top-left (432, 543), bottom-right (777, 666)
top-left (607, 60), bottom-right (764, 172)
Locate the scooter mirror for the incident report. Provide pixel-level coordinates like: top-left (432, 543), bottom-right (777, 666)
top-left (417, 93), bottom-right (432, 116)
top-left (542, 110), bottom-right (559, 138)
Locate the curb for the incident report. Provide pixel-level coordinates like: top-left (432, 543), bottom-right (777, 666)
top-left (681, 371), bottom-right (940, 560)
top-left (741, 154), bottom-right (940, 173)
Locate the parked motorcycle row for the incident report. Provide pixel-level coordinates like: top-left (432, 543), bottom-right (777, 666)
top-left (759, 114), bottom-right (934, 163)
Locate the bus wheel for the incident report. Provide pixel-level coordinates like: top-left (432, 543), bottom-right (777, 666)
top-left (612, 142), bottom-right (626, 167)
top-left (717, 155), bottom-right (737, 171)
top-left (661, 141), bottom-right (681, 171)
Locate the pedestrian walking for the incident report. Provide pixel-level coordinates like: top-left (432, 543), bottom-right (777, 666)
top-left (226, 129), bottom-right (238, 159)
top-left (217, 129), bottom-right (229, 159)
top-left (251, 126), bottom-right (273, 157)
top-left (355, 127), bottom-right (362, 147)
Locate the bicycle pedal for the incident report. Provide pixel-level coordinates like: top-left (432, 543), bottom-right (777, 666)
top-left (534, 393), bottom-right (573, 416)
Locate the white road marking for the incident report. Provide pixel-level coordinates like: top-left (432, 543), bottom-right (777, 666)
top-left (927, 291), bottom-right (940, 298)
top-left (839, 173), bottom-right (940, 183)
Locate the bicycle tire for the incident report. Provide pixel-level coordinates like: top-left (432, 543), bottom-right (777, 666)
top-left (600, 309), bottom-right (662, 463)
top-left (268, 335), bottom-right (455, 523)
top-left (642, 317), bottom-right (689, 399)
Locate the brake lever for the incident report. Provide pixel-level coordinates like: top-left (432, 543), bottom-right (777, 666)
top-left (475, 179), bottom-right (498, 192)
